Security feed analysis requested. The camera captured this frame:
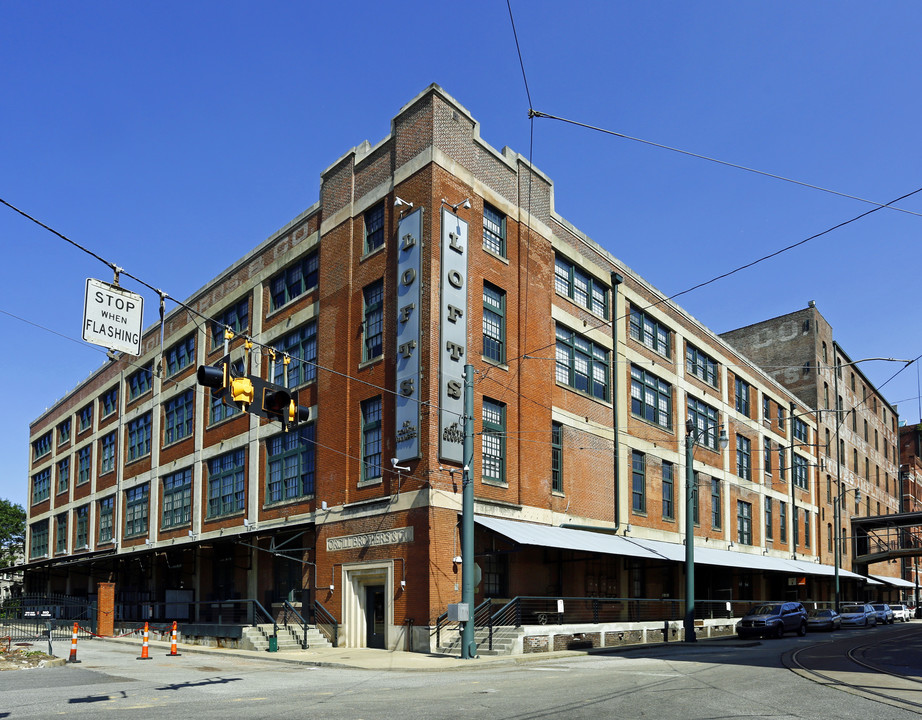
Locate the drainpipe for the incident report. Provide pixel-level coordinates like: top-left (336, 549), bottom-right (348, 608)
top-left (611, 273), bottom-right (624, 531)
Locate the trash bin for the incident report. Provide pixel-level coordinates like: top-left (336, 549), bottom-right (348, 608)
top-left (268, 634), bottom-right (278, 652)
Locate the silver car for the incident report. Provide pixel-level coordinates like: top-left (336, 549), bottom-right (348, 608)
top-left (871, 603), bottom-right (894, 624)
top-left (839, 603), bottom-right (877, 627)
top-left (890, 604), bottom-right (912, 622)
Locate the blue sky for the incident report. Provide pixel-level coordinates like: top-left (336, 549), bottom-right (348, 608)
top-left (2, 1), bottom-right (921, 508)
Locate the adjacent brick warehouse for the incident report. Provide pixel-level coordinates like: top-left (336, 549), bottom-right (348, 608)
top-left (24, 84), bottom-right (899, 653)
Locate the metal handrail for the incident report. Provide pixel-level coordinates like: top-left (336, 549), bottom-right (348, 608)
top-left (281, 601), bottom-right (309, 649)
top-left (312, 600), bottom-right (338, 647)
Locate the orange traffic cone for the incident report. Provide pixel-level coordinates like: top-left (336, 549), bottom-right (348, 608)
top-left (137, 621), bottom-right (151, 660)
top-left (68, 622), bottom-right (81, 663)
top-left (166, 621), bottom-right (181, 657)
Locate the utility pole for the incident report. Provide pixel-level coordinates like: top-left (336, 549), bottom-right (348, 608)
top-left (460, 364), bottom-right (476, 659)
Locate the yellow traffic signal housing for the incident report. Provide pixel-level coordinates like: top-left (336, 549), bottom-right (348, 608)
top-left (230, 376), bottom-right (255, 406)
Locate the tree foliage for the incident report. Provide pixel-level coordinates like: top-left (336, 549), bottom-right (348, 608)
top-left (0, 499), bottom-right (26, 568)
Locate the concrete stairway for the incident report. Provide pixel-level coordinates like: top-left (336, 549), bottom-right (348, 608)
top-left (434, 626), bottom-right (522, 656)
top-left (242, 623), bottom-right (332, 651)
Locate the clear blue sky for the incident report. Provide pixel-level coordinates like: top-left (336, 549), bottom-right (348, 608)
top-left (2, 1), bottom-right (921, 508)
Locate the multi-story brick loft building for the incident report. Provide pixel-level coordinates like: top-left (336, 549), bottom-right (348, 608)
top-left (721, 305), bottom-right (905, 587)
top-left (899, 422), bottom-right (922, 600)
top-left (24, 85), bottom-right (897, 652)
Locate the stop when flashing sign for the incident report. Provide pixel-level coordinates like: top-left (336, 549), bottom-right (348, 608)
top-left (82, 278), bottom-right (144, 356)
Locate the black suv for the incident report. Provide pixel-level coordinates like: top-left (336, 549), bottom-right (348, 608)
top-left (736, 602), bottom-right (808, 639)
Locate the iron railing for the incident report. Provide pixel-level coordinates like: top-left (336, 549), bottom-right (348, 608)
top-left (311, 600), bottom-right (338, 647)
top-left (281, 600), bottom-right (309, 649)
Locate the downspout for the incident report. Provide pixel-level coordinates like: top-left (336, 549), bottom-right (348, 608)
top-left (611, 273), bottom-right (624, 531)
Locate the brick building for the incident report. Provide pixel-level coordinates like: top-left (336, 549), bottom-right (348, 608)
top-left (899, 422), bottom-right (922, 602)
top-left (24, 85), bottom-right (884, 651)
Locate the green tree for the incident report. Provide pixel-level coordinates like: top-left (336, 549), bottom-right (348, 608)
top-left (0, 499), bottom-right (26, 568)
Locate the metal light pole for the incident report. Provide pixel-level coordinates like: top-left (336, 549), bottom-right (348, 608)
top-left (460, 363), bottom-right (476, 659)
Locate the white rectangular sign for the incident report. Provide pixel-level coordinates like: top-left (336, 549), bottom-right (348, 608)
top-left (83, 278), bottom-right (144, 356)
top-left (395, 207), bottom-right (422, 462)
top-left (439, 208), bottom-right (469, 463)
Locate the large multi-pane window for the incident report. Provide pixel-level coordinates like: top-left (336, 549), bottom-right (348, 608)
top-left (738, 501), bottom-right (752, 545)
top-left (763, 437), bottom-right (772, 475)
top-left (364, 202), bottom-right (385, 253)
top-left (629, 307), bottom-right (671, 357)
top-left (127, 365), bottom-right (152, 401)
top-left (270, 251), bottom-right (319, 310)
top-left (736, 435), bottom-right (751, 480)
top-left (363, 280), bottom-right (384, 361)
top-left (793, 418), bottom-right (808, 444)
top-left (77, 446), bottom-right (91, 485)
top-left (804, 510), bottom-right (811, 548)
top-left (166, 335), bottom-right (195, 376)
top-left (32, 469), bottom-right (50, 504)
top-left (100, 432), bottom-right (116, 474)
top-left (792, 454), bottom-right (808, 490)
top-left (207, 449), bottom-right (245, 517)
top-left (101, 386), bottom-right (118, 417)
top-left (33, 432), bottom-right (52, 460)
top-left (162, 468), bottom-right (192, 528)
top-left (551, 422), bottom-right (563, 494)
top-left (554, 256), bottom-right (607, 317)
top-left (125, 483), bottom-right (149, 537)
top-left (210, 298), bottom-right (249, 349)
top-left (711, 478), bottom-right (722, 529)
top-left (127, 412), bottom-right (152, 461)
top-left (483, 203), bottom-right (506, 257)
top-left (56, 514), bottom-right (68, 553)
top-left (267, 426), bottom-right (316, 502)
top-left (272, 322), bottom-right (317, 387)
top-left (57, 458), bottom-right (70, 494)
top-left (164, 390), bottom-right (194, 445)
top-left (78, 404), bottom-right (93, 432)
top-left (98, 496), bottom-right (113, 543)
top-left (630, 366), bottom-right (672, 429)
top-left (361, 397), bottom-right (382, 482)
top-left (662, 461), bottom-right (674, 520)
top-left (75, 506), bottom-right (88, 549)
top-left (765, 497), bottom-right (774, 540)
top-left (734, 378), bottom-right (750, 417)
top-left (686, 345), bottom-right (717, 386)
top-left (30, 520), bottom-right (49, 559)
top-left (482, 283), bottom-right (505, 363)
top-left (687, 398), bottom-right (719, 450)
top-left (58, 419), bottom-right (71, 445)
top-left (631, 451), bottom-right (646, 513)
top-left (555, 325), bottom-right (609, 400)
top-left (482, 398), bottom-right (506, 484)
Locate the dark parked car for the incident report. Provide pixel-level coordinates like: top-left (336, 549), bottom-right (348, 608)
top-left (839, 603), bottom-right (877, 627)
top-left (736, 602), bottom-right (807, 638)
top-left (871, 603), bottom-right (894, 624)
top-left (806, 608), bottom-right (841, 631)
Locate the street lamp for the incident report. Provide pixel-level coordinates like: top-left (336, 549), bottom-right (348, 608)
top-left (833, 484), bottom-right (863, 610)
top-left (685, 418), bottom-right (729, 642)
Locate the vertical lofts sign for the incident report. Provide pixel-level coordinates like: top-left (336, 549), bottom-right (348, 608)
top-left (395, 208), bottom-right (423, 461)
top-left (439, 208), bottom-right (469, 463)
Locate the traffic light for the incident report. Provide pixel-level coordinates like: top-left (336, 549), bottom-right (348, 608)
top-left (196, 355), bottom-right (230, 401)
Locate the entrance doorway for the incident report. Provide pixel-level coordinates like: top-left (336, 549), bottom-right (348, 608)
top-left (365, 585), bottom-right (385, 649)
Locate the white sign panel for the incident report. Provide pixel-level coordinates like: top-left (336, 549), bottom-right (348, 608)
top-left (395, 208), bottom-right (422, 462)
top-left (439, 208), bottom-right (469, 463)
top-left (83, 278), bottom-right (144, 356)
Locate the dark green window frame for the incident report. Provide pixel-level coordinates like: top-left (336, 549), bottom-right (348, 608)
top-left (125, 483), bottom-right (149, 537)
top-left (210, 298), bottom-right (250, 350)
top-left (267, 425), bottom-right (316, 502)
top-left (128, 365), bottom-right (152, 401)
top-left (551, 422), bottom-right (563, 494)
top-left (166, 335), bottom-right (195, 376)
top-left (361, 397), bottom-right (382, 482)
top-left (127, 412), bottom-right (152, 461)
top-left (162, 468), bottom-right (192, 528)
top-left (364, 202), bottom-right (385, 253)
top-left (483, 203), bottom-right (506, 257)
top-left (629, 307), bottom-right (671, 358)
top-left (686, 344), bottom-right (717, 386)
top-left (736, 435), bottom-right (751, 480)
top-left (482, 398), bottom-right (506, 484)
top-left (32, 469), bottom-right (50, 504)
top-left (270, 251), bottom-right (319, 310)
top-left (363, 280), bottom-right (384, 361)
top-left (483, 282), bottom-right (505, 364)
top-left (686, 397), bottom-right (719, 450)
top-left (163, 390), bottom-right (194, 445)
top-left (631, 450), bottom-right (646, 514)
top-left (630, 365), bottom-right (672, 429)
top-left (554, 255), bottom-right (608, 317)
top-left (662, 461), bottom-right (674, 520)
top-left (555, 324), bottom-right (609, 401)
top-left (207, 449), bottom-right (245, 518)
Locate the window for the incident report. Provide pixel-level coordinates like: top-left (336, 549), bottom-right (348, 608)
top-left (75, 506), bottom-right (88, 549)
top-left (852, 449), bottom-right (858, 473)
top-left (125, 483), bottom-right (149, 537)
top-left (736, 435), bottom-right (751, 480)
top-left (777, 406), bottom-right (785, 428)
top-left (270, 251), bottom-right (318, 310)
top-left (58, 419), bottom-right (71, 445)
top-left (874, 429), bottom-right (878, 450)
top-left (163, 390), bottom-right (194, 445)
top-left (361, 397), bottom-right (382, 482)
top-left (738, 501), bottom-right (752, 545)
top-left (711, 478), bottom-right (722, 529)
top-left (864, 419), bottom-right (868, 442)
top-left (100, 432), bottom-right (116, 474)
top-left (551, 422), bottom-right (563, 494)
top-left (851, 409), bottom-right (857, 432)
top-left (363, 280), bottom-right (384, 361)
top-left (629, 307), bottom-right (671, 357)
top-left (127, 412), bottom-right (152, 461)
top-left (804, 510), bottom-right (811, 548)
top-left (827, 523), bottom-right (833, 552)
top-left (210, 298), bottom-right (249, 350)
top-left (822, 342), bottom-right (827, 363)
top-left (127, 365), bottom-right (152, 401)
top-left (793, 454), bottom-right (808, 490)
top-left (166, 335), bottom-right (195, 376)
top-left (765, 497), bottom-right (773, 540)
top-left (77, 446), bottom-right (91, 485)
top-left (267, 426), bottom-right (316, 502)
top-left (32, 432), bottom-right (52, 460)
top-left (778, 446), bottom-right (786, 481)
top-left (687, 398), bottom-right (719, 450)
top-left (631, 450), bottom-right (646, 513)
top-left (554, 256), bottom-right (607, 317)
top-left (482, 283), bottom-right (505, 363)
top-left (56, 514), bottom-right (68, 553)
top-left (685, 344), bottom-right (718, 386)
top-left (793, 418), bottom-right (808, 443)
top-left (865, 457), bottom-right (870, 481)
top-left (483, 203), bottom-right (505, 257)
top-left (364, 202), bottom-right (385, 253)
top-left (735, 378), bottom-right (750, 417)
top-left (825, 429), bottom-right (831, 457)
top-left (207, 449), bottom-right (245, 517)
top-left (482, 398), bottom-right (506, 484)
top-left (98, 497), bottom-right (113, 543)
top-left (827, 474), bottom-right (833, 503)
top-left (78, 404), bottom-right (93, 432)
top-left (57, 458), bottom-right (70, 494)
top-left (662, 461), bottom-right (674, 520)
top-left (272, 322), bottom-right (317, 387)
top-left (630, 366), bottom-right (672, 429)
top-left (32, 469), bottom-right (50, 504)
top-left (850, 372), bottom-right (856, 392)
top-left (101, 386), bottom-right (118, 417)
top-left (793, 505), bottom-right (799, 546)
top-left (763, 437), bottom-right (772, 475)
top-left (762, 396), bottom-right (771, 422)
top-left (162, 468), bottom-right (192, 528)
top-left (555, 325), bottom-right (609, 400)
top-left (823, 383), bottom-right (829, 409)
top-left (30, 520), bottom-right (49, 559)
top-left (780, 501), bottom-right (787, 539)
